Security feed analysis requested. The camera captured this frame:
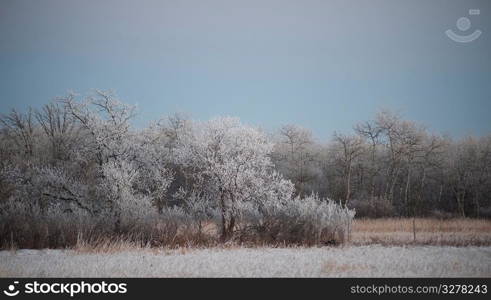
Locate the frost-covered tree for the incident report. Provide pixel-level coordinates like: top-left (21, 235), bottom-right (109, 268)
top-left (2, 91), bottom-right (491, 249)
top-left (60, 91), bottom-right (136, 166)
top-left (175, 117), bottom-right (294, 240)
top-left (60, 91), bottom-right (173, 226)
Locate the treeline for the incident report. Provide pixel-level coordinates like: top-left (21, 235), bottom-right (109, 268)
top-left (0, 90), bottom-right (490, 229)
top-left (272, 112), bottom-right (491, 218)
top-left (0, 91), bottom-right (354, 248)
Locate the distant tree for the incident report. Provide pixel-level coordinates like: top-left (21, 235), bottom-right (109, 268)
top-left (275, 124), bottom-right (318, 197)
top-left (332, 132), bottom-right (365, 205)
top-left (354, 120), bottom-right (382, 200)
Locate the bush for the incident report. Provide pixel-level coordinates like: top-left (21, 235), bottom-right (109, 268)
top-left (0, 198), bottom-right (215, 249)
top-left (239, 194), bottom-right (355, 245)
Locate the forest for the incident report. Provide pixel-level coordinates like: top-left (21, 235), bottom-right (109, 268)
top-left (0, 91), bottom-right (490, 249)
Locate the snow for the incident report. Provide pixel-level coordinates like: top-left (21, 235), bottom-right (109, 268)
top-left (1, 245), bottom-right (490, 277)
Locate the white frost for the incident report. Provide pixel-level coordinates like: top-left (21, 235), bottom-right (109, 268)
top-left (1, 245), bottom-right (490, 277)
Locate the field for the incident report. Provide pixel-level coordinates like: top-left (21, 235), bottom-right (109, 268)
top-left (1, 246), bottom-right (490, 277)
top-left (1, 218), bottom-right (490, 277)
top-left (351, 218), bottom-right (491, 246)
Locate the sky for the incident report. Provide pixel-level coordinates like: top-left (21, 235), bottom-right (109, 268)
top-left (0, 0), bottom-right (490, 140)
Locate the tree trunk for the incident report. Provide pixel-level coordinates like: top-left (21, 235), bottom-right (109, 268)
top-left (456, 190), bottom-right (466, 218)
top-left (227, 215), bottom-right (236, 238)
top-left (412, 216), bottom-right (416, 242)
top-left (219, 192), bottom-right (227, 242)
top-left (473, 190), bottom-right (480, 218)
top-left (438, 183), bottom-right (443, 206)
top-left (417, 168), bottom-right (427, 212)
top-left (345, 164), bottom-right (352, 205)
top-left (404, 166), bottom-right (411, 217)
top-left (388, 167), bottom-right (400, 205)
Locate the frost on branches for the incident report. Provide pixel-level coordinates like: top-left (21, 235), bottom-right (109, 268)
top-left (174, 117), bottom-right (293, 240)
top-left (60, 91), bottom-right (174, 227)
top-left (0, 91), bottom-right (355, 247)
top-left (174, 117), bottom-right (354, 243)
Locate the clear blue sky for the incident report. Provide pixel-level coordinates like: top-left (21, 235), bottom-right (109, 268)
top-left (1, 0), bottom-right (490, 140)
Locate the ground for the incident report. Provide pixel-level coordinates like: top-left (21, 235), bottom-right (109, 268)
top-left (1, 218), bottom-right (490, 277)
top-left (1, 246), bottom-right (490, 277)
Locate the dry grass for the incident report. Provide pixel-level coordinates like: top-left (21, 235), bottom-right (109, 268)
top-left (353, 218), bottom-right (491, 233)
top-left (351, 218), bottom-right (491, 246)
top-left (63, 218), bottom-right (491, 252)
top-left (72, 234), bottom-right (151, 254)
top-left (3, 218), bottom-right (489, 253)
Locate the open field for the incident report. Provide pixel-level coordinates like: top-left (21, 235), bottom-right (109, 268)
top-left (1, 245), bottom-right (490, 277)
top-left (1, 218), bottom-right (490, 277)
top-left (351, 218), bottom-right (491, 246)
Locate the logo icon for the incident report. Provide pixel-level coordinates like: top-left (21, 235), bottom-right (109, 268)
top-left (446, 9), bottom-right (482, 43)
top-left (3, 281), bottom-right (20, 297)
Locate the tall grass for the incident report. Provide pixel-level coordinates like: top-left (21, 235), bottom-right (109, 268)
top-left (0, 195), bottom-right (356, 249)
top-left (351, 218), bottom-right (491, 246)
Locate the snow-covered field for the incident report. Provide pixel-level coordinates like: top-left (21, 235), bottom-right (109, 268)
top-left (1, 245), bottom-right (490, 277)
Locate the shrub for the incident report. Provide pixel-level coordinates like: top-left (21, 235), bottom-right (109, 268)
top-left (239, 194), bottom-right (355, 245)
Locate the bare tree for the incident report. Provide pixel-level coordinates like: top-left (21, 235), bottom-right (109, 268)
top-left (0, 108), bottom-right (36, 157)
top-left (275, 124), bottom-right (318, 197)
top-left (355, 120), bottom-right (382, 199)
top-left (35, 102), bottom-right (80, 161)
top-left (332, 132), bottom-right (365, 205)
